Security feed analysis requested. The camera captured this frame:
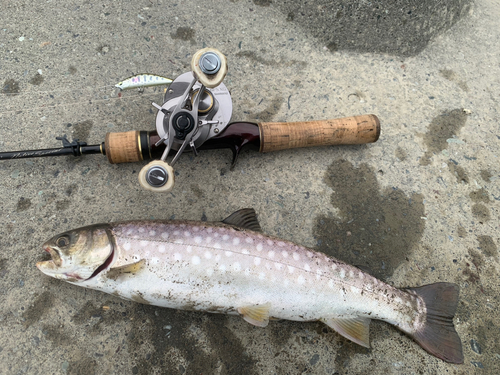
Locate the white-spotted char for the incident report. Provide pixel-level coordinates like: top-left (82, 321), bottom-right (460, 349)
top-left (36, 209), bottom-right (463, 364)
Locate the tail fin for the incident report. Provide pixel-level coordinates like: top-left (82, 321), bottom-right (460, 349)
top-left (406, 282), bottom-right (463, 364)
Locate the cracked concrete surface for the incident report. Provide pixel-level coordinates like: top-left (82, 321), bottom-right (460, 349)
top-left (0, 0), bottom-right (499, 374)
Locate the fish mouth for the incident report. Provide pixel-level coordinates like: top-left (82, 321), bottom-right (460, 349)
top-left (36, 245), bottom-right (61, 269)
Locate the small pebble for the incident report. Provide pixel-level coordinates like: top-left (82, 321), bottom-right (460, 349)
top-left (470, 339), bottom-right (482, 354)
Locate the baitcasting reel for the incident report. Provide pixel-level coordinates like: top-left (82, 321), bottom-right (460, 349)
top-left (138, 48), bottom-right (231, 192)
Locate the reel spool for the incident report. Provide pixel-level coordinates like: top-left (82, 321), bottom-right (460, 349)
top-left (138, 48), bottom-right (231, 192)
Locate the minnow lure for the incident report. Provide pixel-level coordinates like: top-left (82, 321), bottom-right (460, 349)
top-left (115, 74), bottom-right (173, 91)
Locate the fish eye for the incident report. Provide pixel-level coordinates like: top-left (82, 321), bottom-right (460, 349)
top-left (56, 235), bottom-right (70, 248)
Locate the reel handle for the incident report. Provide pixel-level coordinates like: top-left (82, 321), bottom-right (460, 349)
top-left (258, 114), bottom-right (380, 152)
top-left (191, 48), bottom-right (228, 88)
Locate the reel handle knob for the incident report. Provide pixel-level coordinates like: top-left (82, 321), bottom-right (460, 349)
top-left (191, 48), bottom-right (228, 88)
top-left (138, 160), bottom-right (175, 192)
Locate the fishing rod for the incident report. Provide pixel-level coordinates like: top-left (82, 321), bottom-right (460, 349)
top-left (0, 48), bottom-right (380, 192)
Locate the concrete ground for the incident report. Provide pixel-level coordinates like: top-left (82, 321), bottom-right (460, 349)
top-left (1, 0), bottom-right (499, 374)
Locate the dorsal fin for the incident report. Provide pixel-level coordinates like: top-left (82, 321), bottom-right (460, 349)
top-left (222, 208), bottom-right (262, 232)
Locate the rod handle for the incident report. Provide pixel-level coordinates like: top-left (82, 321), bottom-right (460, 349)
top-left (105, 131), bottom-right (143, 164)
top-left (258, 114), bottom-right (380, 153)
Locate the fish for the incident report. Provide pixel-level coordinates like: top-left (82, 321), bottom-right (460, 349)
top-left (36, 208), bottom-right (463, 363)
top-left (115, 74), bottom-right (173, 91)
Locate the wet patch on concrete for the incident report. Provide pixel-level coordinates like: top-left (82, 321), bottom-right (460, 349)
top-left (439, 69), bottom-right (469, 91)
top-left (56, 199), bottom-right (71, 211)
top-left (97, 44), bottom-right (110, 55)
top-left (23, 291), bottom-right (55, 327)
top-left (65, 184), bottom-right (78, 196)
top-left (69, 65), bottom-right (77, 75)
top-left (314, 159), bottom-right (425, 280)
top-left (253, 0), bottom-right (272, 6)
top-left (250, 97), bottom-right (283, 122)
top-left (419, 109), bottom-right (468, 166)
top-left (395, 147), bottom-right (407, 161)
top-left (41, 324), bottom-right (72, 346)
top-left (470, 188), bottom-right (490, 204)
top-left (0, 259), bottom-right (8, 278)
top-left (29, 73), bottom-right (44, 86)
top-left (190, 184), bottom-right (204, 199)
top-left (447, 161), bottom-right (469, 184)
top-left (71, 120), bottom-right (94, 142)
top-left (2, 78), bottom-right (20, 96)
top-left (480, 170), bottom-right (492, 182)
top-left (476, 235), bottom-right (497, 257)
top-left (67, 357), bottom-right (97, 375)
top-left (16, 197), bottom-right (32, 212)
top-left (273, 0), bottom-right (472, 57)
top-left (236, 50), bottom-right (307, 69)
top-left (127, 305), bottom-right (258, 374)
top-left (457, 226), bottom-right (467, 238)
top-left (471, 204), bottom-right (490, 222)
top-left (171, 27), bottom-right (196, 44)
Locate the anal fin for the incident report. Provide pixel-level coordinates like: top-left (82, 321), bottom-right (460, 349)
top-left (321, 316), bottom-right (371, 348)
top-left (237, 302), bottom-right (271, 327)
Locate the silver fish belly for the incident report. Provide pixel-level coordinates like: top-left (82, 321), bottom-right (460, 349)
top-left (37, 209), bottom-right (463, 364)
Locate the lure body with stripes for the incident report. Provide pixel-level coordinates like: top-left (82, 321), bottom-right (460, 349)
top-left (115, 74), bottom-right (172, 90)
top-left (36, 209), bottom-right (463, 363)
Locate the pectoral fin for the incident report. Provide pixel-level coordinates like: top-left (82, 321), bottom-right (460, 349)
top-left (106, 259), bottom-right (145, 280)
top-left (321, 316), bottom-right (371, 348)
top-left (237, 302), bottom-right (271, 327)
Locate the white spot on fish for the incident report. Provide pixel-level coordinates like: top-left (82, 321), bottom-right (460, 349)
top-left (307, 251), bottom-right (314, 258)
top-left (204, 251), bottom-right (212, 259)
top-left (225, 251), bottom-right (232, 257)
top-left (151, 257), bottom-right (160, 264)
top-left (140, 240), bottom-right (148, 247)
top-left (214, 243), bottom-right (222, 249)
top-left (268, 251), bottom-right (275, 259)
top-left (149, 230), bottom-right (156, 236)
top-left (245, 237), bottom-right (253, 244)
top-left (287, 266), bottom-right (294, 274)
top-left (173, 230), bottom-right (180, 236)
top-left (232, 238), bottom-right (240, 245)
top-left (256, 243), bottom-right (263, 252)
top-left (158, 245), bottom-right (166, 253)
top-left (174, 253), bottom-right (182, 261)
top-left (284, 279), bottom-right (290, 287)
top-left (192, 256), bottom-right (201, 265)
top-left (254, 257), bottom-right (261, 266)
top-left (242, 249), bottom-right (250, 255)
top-left (267, 240), bottom-right (273, 246)
top-left (366, 284), bottom-right (373, 292)
top-left (274, 263), bottom-right (283, 271)
top-left (138, 228), bottom-right (145, 233)
top-left (233, 262), bottom-right (241, 272)
top-left (184, 231), bottom-right (191, 237)
top-left (259, 272), bottom-right (265, 280)
top-left (349, 270), bottom-right (354, 278)
top-left (186, 246), bottom-right (193, 253)
top-left (126, 228), bottom-right (134, 235)
top-left (206, 268), bottom-right (214, 276)
top-left (277, 241), bottom-right (286, 247)
top-left (214, 233), bottom-right (219, 238)
top-left (194, 236), bottom-right (202, 244)
top-left (395, 297), bottom-right (403, 304)
top-left (207, 227), bottom-right (213, 233)
top-left (174, 239), bottom-right (184, 245)
top-left (406, 301), bottom-right (411, 307)
top-left (350, 286), bottom-right (360, 294)
top-left (297, 275), bottom-right (306, 285)
top-left (206, 237), bottom-right (212, 243)
top-left (282, 251), bottom-right (289, 258)
top-left (219, 264), bottom-right (226, 272)
top-left (331, 263), bottom-right (337, 270)
top-left (244, 268), bottom-right (251, 276)
top-left (293, 252), bottom-right (300, 261)
top-left (304, 263), bottom-right (311, 271)
top-left (161, 232), bottom-right (169, 239)
top-left (123, 243), bottom-right (131, 251)
top-left (359, 272), bottom-right (364, 280)
top-left (215, 254), bottom-right (221, 262)
top-left (223, 234), bottom-right (230, 241)
top-left (265, 262), bottom-right (272, 270)
top-left (340, 268), bottom-right (346, 279)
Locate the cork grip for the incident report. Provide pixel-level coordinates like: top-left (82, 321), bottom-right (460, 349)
top-left (105, 131), bottom-right (143, 164)
top-left (258, 114), bottom-right (380, 153)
